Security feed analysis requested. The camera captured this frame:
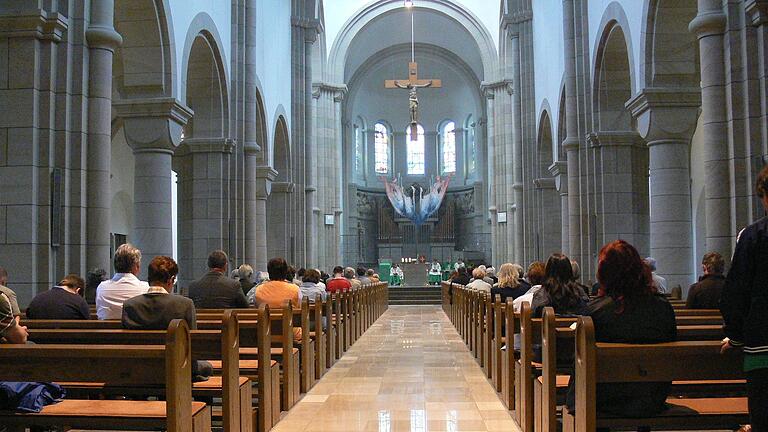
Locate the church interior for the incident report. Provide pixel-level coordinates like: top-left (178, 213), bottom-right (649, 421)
top-left (1, 0), bottom-right (767, 431)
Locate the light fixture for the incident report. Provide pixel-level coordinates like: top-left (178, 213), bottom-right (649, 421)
top-left (404, 0), bottom-right (413, 8)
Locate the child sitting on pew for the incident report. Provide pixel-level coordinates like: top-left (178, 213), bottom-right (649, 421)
top-left (567, 239), bottom-right (676, 419)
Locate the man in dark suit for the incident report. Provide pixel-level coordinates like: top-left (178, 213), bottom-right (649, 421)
top-left (122, 255), bottom-right (210, 379)
top-left (187, 250), bottom-right (249, 309)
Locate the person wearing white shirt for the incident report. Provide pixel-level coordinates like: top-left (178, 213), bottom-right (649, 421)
top-left (644, 257), bottom-right (669, 294)
top-left (466, 267), bottom-right (492, 293)
top-left (96, 243), bottom-right (149, 320)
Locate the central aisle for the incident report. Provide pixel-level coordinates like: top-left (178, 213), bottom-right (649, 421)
top-left (272, 306), bottom-right (520, 432)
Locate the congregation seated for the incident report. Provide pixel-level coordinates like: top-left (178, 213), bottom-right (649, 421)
top-left (491, 263), bottom-right (527, 303)
top-left (366, 269), bottom-right (379, 283)
top-left (188, 249), bottom-right (249, 309)
top-left (450, 266), bottom-right (471, 286)
top-left (512, 261), bottom-right (546, 312)
top-left (346, 267), bottom-right (362, 289)
top-left (25, 274), bottom-right (90, 320)
top-left (645, 256), bottom-right (669, 294)
top-left (85, 267), bottom-right (107, 304)
top-left (96, 243), bottom-right (150, 320)
top-left (327, 266), bottom-right (352, 293)
top-left (356, 267), bottom-right (371, 285)
top-left (254, 257), bottom-right (302, 341)
top-left (238, 263), bottom-right (256, 296)
top-left (121, 255), bottom-right (211, 380)
top-left (0, 290), bottom-right (27, 344)
top-left (299, 269), bottom-right (327, 302)
top-left (486, 266), bottom-right (498, 284)
top-left (466, 267), bottom-right (492, 293)
top-left (567, 239), bottom-right (677, 417)
top-left (293, 268), bottom-right (305, 286)
top-left (686, 251), bottom-right (726, 309)
top-left (531, 253), bottom-right (588, 318)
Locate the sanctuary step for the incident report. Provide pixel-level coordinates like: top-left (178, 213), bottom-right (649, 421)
top-left (388, 285), bottom-right (442, 305)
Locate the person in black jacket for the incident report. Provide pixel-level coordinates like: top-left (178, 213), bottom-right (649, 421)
top-left (686, 252), bottom-right (726, 309)
top-left (721, 165), bottom-right (768, 431)
top-left (187, 250), bottom-right (249, 309)
top-left (567, 239), bottom-right (676, 418)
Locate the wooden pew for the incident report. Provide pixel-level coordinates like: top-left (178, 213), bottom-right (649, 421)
top-left (0, 320), bottom-right (211, 432)
top-left (26, 310), bottom-right (263, 432)
top-left (565, 316), bottom-right (747, 432)
top-left (538, 308), bottom-right (738, 432)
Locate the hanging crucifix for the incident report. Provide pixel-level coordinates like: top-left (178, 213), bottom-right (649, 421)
top-left (384, 1), bottom-right (441, 138)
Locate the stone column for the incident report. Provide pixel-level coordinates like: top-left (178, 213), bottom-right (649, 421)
top-left (183, 138), bottom-right (235, 272)
top-left (86, 0), bottom-right (122, 272)
top-left (747, 0), bottom-right (768, 156)
top-left (562, 0), bottom-right (582, 265)
top-left (114, 98), bottom-right (192, 274)
top-left (243, 0), bottom-right (263, 267)
top-left (510, 34), bottom-right (524, 264)
top-left (254, 166), bottom-right (277, 271)
top-left (690, 0), bottom-right (732, 259)
top-left (628, 88), bottom-right (700, 290)
top-left (549, 161), bottom-right (569, 253)
top-left (484, 90), bottom-right (499, 265)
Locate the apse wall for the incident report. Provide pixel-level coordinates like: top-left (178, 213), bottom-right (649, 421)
top-left (345, 49), bottom-right (483, 188)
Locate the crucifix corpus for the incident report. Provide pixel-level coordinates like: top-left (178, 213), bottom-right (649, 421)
top-left (384, 2), bottom-right (441, 138)
top-left (385, 62), bottom-right (441, 137)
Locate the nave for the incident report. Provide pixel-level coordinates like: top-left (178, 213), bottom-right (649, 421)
top-left (272, 306), bottom-right (519, 432)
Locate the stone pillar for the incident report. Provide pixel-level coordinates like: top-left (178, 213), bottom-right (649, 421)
top-left (549, 161), bottom-right (569, 253)
top-left (562, 0), bottom-right (582, 265)
top-left (747, 1), bottom-right (768, 158)
top-left (690, 0), bottom-right (732, 259)
top-left (254, 166), bottom-right (277, 271)
top-left (243, 0), bottom-right (263, 267)
top-left (484, 90), bottom-right (499, 265)
top-left (86, 0), bottom-right (122, 273)
top-left (510, 35), bottom-right (524, 264)
top-left (114, 98), bottom-right (192, 275)
top-left (183, 138), bottom-right (235, 273)
top-left (628, 88), bottom-right (701, 290)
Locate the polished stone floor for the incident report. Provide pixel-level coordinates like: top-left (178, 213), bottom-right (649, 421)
top-left (272, 306), bottom-right (520, 432)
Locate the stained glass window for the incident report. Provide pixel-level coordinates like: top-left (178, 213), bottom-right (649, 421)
top-left (406, 123), bottom-right (425, 175)
top-left (374, 123), bottom-right (389, 174)
top-left (441, 121), bottom-right (456, 174)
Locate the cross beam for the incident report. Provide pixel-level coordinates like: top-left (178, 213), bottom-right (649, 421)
top-left (385, 62), bottom-right (442, 89)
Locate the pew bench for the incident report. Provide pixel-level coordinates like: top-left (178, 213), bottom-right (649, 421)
top-left (564, 316), bottom-right (748, 432)
top-left (0, 320), bottom-right (211, 432)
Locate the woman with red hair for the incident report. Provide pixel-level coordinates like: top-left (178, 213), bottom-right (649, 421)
top-left (567, 240), bottom-right (676, 419)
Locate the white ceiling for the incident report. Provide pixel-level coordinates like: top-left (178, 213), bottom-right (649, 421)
top-left (323, 0), bottom-right (501, 57)
top-left (343, 8), bottom-right (486, 82)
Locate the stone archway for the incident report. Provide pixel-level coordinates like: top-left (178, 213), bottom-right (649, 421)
top-left (109, 0), bottom-right (191, 278)
top-left (533, 110), bottom-right (562, 259)
top-left (627, 0), bottom-right (701, 289)
top-left (175, 28), bottom-right (231, 283)
top-left (266, 117), bottom-right (294, 264)
top-left (592, 21), bottom-right (649, 256)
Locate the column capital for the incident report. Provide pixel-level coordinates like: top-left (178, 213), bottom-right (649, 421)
top-left (177, 137), bottom-right (235, 155)
top-left (114, 97), bottom-right (193, 152)
top-left (533, 178), bottom-right (556, 190)
top-left (312, 82), bottom-right (348, 100)
top-left (626, 87), bottom-right (701, 142)
top-left (587, 131), bottom-right (644, 148)
top-left (689, 7), bottom-right (727, 37)
top-left (254, 166), bottom-right (278, 199)
top-left (481, 79), bottom-right (514, 98)
top-left (746, 0), bottom-right (768, 26)
top-left (0, 10), bottom-right (68, 42)
top-left (549, 161), bottom-right (568, 193)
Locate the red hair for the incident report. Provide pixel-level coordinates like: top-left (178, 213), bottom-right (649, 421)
top-left (597, 240), bottom-right (654, 305)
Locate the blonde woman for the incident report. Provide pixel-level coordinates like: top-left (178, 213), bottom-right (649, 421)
top-left (491, 263), bottom-right (528, 303)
